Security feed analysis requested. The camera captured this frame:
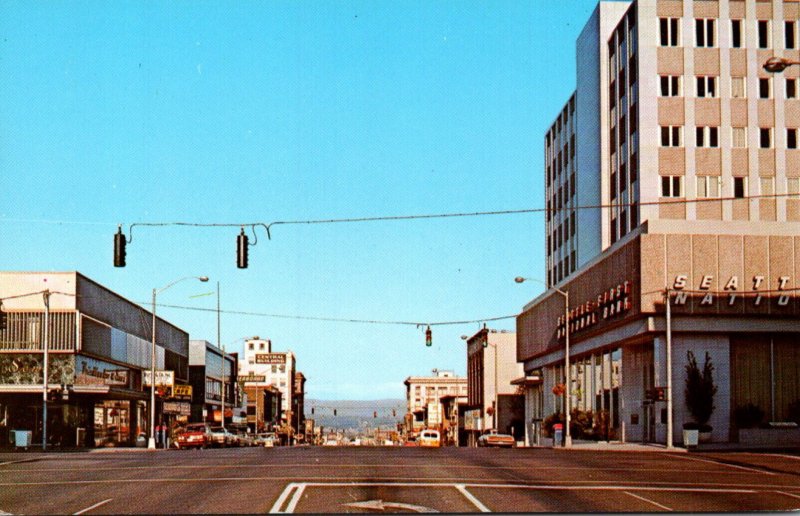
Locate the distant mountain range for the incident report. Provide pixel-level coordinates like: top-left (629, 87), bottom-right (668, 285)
top-left (304, 399), bottom-right (405, 432)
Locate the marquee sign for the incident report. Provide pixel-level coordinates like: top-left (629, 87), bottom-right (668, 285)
top-left (143, 370), bottom-right (174, 387)
top-left (556, 281), bottom-right (632, 339)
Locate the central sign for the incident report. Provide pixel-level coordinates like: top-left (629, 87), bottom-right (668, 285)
top-left (255, 353), bottom-right (286, 365)
top-left (143, 370), bottom-right (174, 387)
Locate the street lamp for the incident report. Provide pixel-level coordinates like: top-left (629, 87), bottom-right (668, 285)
top-left (763, 56), bottom-right (800, 73)
top-left (149, 275), bottom-right (209, 450)
top-left (515, 276), bottom-right (572, 448)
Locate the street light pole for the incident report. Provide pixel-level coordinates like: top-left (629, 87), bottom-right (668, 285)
top-left (665, 287), bottom-right (674, 449)
top-left (515, 276), bottom-right (571, 448)
top-left (763, 56), bottom-right (800, 73)
top-left (149, 276), bottom-right (209, 450)
top-left (42, 290), bottom-right (50, 451)
top-left (218, 281), bottom-right (224, 432)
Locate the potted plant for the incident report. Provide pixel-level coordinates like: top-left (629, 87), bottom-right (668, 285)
top-left (684, 351), bottom-right (717, 446)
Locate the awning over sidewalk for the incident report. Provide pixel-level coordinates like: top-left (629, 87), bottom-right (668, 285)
top-left (510, 375), bottom-right (542, 386)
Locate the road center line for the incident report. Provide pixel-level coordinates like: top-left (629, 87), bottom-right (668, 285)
top-left (669, 455), bottom-right (776, 476)
top-left (623, 491), bottom-right (673, 511)
top-left (73, 498), bottom-right (112, 515)
top-left (455, 484), bottom-right (490, 513)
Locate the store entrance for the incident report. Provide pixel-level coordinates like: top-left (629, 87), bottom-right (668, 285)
top-left (94, 401), bottom-right (130, 447)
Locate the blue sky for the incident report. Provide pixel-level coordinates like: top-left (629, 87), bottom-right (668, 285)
top-left (0, 1), bottom-right (601, 399)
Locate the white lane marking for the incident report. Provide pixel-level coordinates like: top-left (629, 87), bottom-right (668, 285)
top-left (623, 491), bottom-right (673, 511)
top-left (284, 484), bottom-right (305, 513)
top-left (73, 498), bottom-right (112, 515)
top-left (670, 454), bottom-right (776, 476)
top-left (344, 499), bottom-right (439, 513)
top-left (455, 484), bottom-right (490, 512)
top-left (775, 491), bottom-right (800, 501)
top-left (270, 483), bottom-right (299, 513)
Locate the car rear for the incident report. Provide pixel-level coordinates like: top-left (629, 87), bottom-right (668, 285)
top-left (418, 430), bottom-right (441, 448)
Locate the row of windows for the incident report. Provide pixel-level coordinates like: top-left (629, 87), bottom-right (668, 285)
top-left (661, 126), bottom-right (798, 149)
top-left (549, 212), bottom-right (577, 255)
top-left (660, 175), bottom-right (800, 199)
top-left (660, 18), bottom-right (797, 50)
top-left (609, 203), bottom-right (638, 245)
top-left (660, 75), bottom-right (798, 99)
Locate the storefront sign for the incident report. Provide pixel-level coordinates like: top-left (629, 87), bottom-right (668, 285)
top-left (464, 409), bottom-right (482, 431)
top-left (556, 281), bottom-right (632, 339)
top-left (143, 370), bottom-right (174, 387)
top-left (172, 385), bottom-right (192, 400)
top-left (255, 353), bottom-right (286, 365)
top-left (0, 354), bottom-right (74, 385)
top-left (76, 357), bottom-right (129, 387)
top-left (672, 275), bottom-right (792, 307)
top-left (163, 401), bottom-right (190, 415)
top-left (239, 373), bottom-right (267, 383)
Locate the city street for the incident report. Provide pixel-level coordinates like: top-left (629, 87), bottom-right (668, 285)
top-left (0, 447), bottom-right (798, 513)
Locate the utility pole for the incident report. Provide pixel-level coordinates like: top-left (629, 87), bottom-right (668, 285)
top-left (218, 281), bottom-right (224, 431)
top-left (665, 288), bottom-right (673, 449)
top-left (42, 290), bottom-right (50, 451)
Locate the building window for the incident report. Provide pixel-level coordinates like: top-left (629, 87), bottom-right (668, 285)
top-left (695, 19), bottom-right (715, 47)
top-left (732, 127), bottom-right (747, 148)
top-left (788, 78), bottom-right (798, 100)
top-left (271, 365), bottom-right (277, 373)
top-left (788, 178), bottom-right (800, 199)
top-left (697, 76), bottom-right (717, 98)
top-left (733, 176), bottom-right (747, 198)
top-left (248, 343), bottom-right (254, 350)
top-left (760, 128), bottom-right (772, 148)
top-left (696, 126), bottom-right (719, 147)
top-left (661, 175), bottom-right (683, 197)
top-left (660, 18), bottom-right (679, 47)
top-left (731, 76), bottom-right (746, 98)
top-left (259, 343), bottom-right (265, 350)
top-left (789, 128), bottom-right (798, 149)
top-left (697, 176), bottom-right (721, 198)
top-left (731, 19), bottom-right (744, 48)
top-left (786, 21), bottom-right (796, 50)
top-left (661, 126), bottom-right (682, 147)
top-left (758, 20), bottom-right (770, 49)
top-left (759, 78), bottom-right (772, 99)
top-left (660, 75), bottom-right (681, 96)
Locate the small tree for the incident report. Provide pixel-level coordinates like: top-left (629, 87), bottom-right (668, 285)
top-left (684, 351), bottom-right (717, 431)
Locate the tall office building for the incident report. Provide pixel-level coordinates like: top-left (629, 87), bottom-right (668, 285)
top-left (519, 0), bottom-right (800, 447)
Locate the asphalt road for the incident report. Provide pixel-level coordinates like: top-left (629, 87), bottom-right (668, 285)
top-left (0, 446), bottom-right (798, 513)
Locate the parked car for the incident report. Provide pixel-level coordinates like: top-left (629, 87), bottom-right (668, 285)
top-left (477, 429), bottom-right (515, 448)
top-left (418, 429), bottom-right (441, 448)
top-left (402, 437), bottom-right (418, 447)
top-left (174, 423), bottom-right (210, 450)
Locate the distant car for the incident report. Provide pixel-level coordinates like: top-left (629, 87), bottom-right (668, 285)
top-left (477, 429), bottom-right (515, 448)
top-left (403, 437), bottom-right (418, 447)
top-left (323, 439), bottom-right (338, 446)
top-left (418, 429), bottom-right (441, 448)
top-left (208, 426), bottom-right (233, 447)
top-left (254, 433), bottom-right (276, 447)
top-left (174, 423), bottom-right (210, 450)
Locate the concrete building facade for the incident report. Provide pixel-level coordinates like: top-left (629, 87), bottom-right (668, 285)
top-left (520, 0), bottom-right (800, 448)
top-left (188, 340), bottom-right (237, 426)
top-left (238, 337), bottom-right (296, 428)
top-left (404, 369), bottom-right (467, 438)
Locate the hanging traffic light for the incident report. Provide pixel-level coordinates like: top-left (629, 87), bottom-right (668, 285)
top-left (113, 226), bottom-right (126, 267)
top-left (333, 409), bottom-right (337, 416)
top-left (392, 409), bottom-right (396, 417)
top-left (425, 325), bottom-right (432, 347)
top-left (311, 407), bottom-right (315, 415)
top-left (236, 227), bottom-right (249, 269)
top-left (373, 411), bottom-right (377, 418)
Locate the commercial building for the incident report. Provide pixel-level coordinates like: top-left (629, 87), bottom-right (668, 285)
top-left (464, 328), bottom-right (524, 446)
top-left (0, 271), bottom-right (189, 448)
top-left (188, 340), bottom-right (238, 426)
top-left (518, 0), bottom-right (800, 447)
top-left (403, 369), bottom-right (467, 438)
top-left (238, 337), bottom-right (299, 439)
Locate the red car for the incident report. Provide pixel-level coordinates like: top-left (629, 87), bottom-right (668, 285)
top-left (174, 423), bottom-right (210, 449)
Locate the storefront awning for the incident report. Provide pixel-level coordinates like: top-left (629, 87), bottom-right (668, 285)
top-left (511, 375), bottom-right (542, 386)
